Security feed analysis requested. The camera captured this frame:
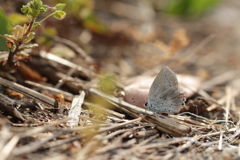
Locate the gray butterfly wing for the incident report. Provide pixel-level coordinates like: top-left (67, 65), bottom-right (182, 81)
top-left (145, 66), bottom-right (185, 113)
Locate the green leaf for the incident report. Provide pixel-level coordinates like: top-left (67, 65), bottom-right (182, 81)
top-left (164, 0), bottom-right (220, 18)
top-left (21, 0), bottom-right (49, 18)
top-left (53, 11), bottom-right (66, 20)
top-left (20, 6), bottom-right (30, 16)
top-left (40, 5), bottom-right (49, 13)
top-left (0, 8), bottom-right (12, 50)
top-left (55, 3), bottom-right (66, 11)
top-left (32, 22), bottom-right (41, 30)
top-left (33, 0), bottom-right (43, 10)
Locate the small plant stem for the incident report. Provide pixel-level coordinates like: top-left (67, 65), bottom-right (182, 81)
top-left (39, 12), bottom-right (56, 24)
top-left (7, 50), bottom-right (15, 66)
top-left (7, 45), bottom-right (19, 67)
top-left (5, 18), bottom-right (34, 69)
top-left (25, 18), bottom-right (35, 36)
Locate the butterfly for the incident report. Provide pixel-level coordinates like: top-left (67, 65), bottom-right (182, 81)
top-left (145, 66), bottom-right (186, 113)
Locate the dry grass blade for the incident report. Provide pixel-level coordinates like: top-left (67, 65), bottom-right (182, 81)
top-left (0, 135), bottom-right (20, 160)
top-left (98, 117), bottom-right (143, 134)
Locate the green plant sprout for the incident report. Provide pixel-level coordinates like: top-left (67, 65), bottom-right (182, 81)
top-left (1, 0), bottom-right (66, 70)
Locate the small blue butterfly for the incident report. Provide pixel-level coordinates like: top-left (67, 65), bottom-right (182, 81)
top-left (145, 66), bottom-right (186, 113)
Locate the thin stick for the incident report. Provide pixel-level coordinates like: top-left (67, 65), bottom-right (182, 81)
top-left (225, 87), bottom-right (231, 128)
top-left (218, 130), bottom-right (223, 150)
top-left (0, 135), bottom-right (20, 160)
top-left (0, 77), bottom-right (55, 108)
top-left (25, 80), bottom-right (74, 101)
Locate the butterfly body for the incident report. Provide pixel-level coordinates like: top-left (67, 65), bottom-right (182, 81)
top-left (145, 66), bottom-right (185, 113)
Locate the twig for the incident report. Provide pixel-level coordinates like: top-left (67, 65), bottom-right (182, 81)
top-left (95, 130), bottom-right (134, 154)
top-left (134, 134), bottom-right (159, 147)
top-left (0, 93), bottom-right (25, 121)
top-left (104, 127), bottom-right (139, 140)
top-left (207, 95), bottom-right (227, 111)
top-left (98, 117), bottom-right (143, 134)
top-left (25, 80), bottom-right (74, 101)
top-left (218, 130), bottom-right (223, 150)
top-left (200, 128), bottom-right (238, 147)
top-left (54, 67), bottom-right (77, 89)
top-left (0, 135), bottom-right (20, 160)
top-left (0, 77), bottom-right (55, 108)
top-left (164, 135), bottom-right (202, 157)
top-left (133, 129), bottom-right (159, 138)
top-left (141, 137), bottom-right (201, 150)
top-left (42, 136), bottom-right (80, 149)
